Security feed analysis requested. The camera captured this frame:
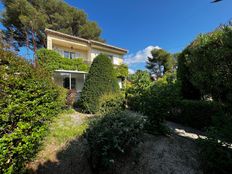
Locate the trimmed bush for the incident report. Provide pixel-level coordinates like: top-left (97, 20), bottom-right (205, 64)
top-left (36, 48), bottom-right (89, 72)
top-left (98, 93), bottom-right (125, 114)
top-left (178, 25), bottom-right (232, 103)
top-left (79, 54), bottom-right (119, 113)
top-left (0, 50), bottom-right (66, 173)
top-left (85, 111), bottom-right (146, 171)
top-left (169, 100), bottom-right (223, 130)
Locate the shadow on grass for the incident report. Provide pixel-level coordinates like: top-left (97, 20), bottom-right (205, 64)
top-left (28, 137), bottom-right (93, 174)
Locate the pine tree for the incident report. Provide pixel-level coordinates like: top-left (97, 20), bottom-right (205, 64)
top-left (146, 49), bottom-right (175, 79)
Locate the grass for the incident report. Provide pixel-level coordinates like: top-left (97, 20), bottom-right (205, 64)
top-left (47, 109), bottom-right (88, 145)
top-left (26, 109), bottom-right (90, 171)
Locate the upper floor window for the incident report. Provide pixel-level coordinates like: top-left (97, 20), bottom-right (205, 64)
top-left (64, 51), bottom-right (76, 59)
top-left (107, 55), bottom-right (113, 59)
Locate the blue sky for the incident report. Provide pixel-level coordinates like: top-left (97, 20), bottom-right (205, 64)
top-left (1, 0), bottom-right (232, 72)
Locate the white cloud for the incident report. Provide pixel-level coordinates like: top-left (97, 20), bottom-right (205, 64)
top-left (124, 45), bottom-right (161, 65)
top-left (128, 69), bottom-right (135, 74)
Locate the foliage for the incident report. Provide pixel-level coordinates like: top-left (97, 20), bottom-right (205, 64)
top-left (201, 103), bottom-right (232, 173)
top-left (78, 54), bottom-right (119, 113)
top-left (146, 48), bottom-right (175, 79)
top-left (98, 93), bottom-right (125, 114)
top-left (36, 48), bottom-right (89, 72)
top-left (177, 50), bottom-right (201, 100)
top-left (199, 138), bottom-right (232, 174)
top-left (168, 100), bottom-right (223, 130)
top-left (127, 72), bottom-right (181, 134)
top-left (209, 106), bottom-right (232, 143)
top-left (178, 25), bottom-right (232, 103)
top-left (115, 64), bottom-right (129, 77)
top-left (0, 49), bottom-right (66, 173)
top-left (198, 109), bottom-right (232, 174)
top-left (143, 74), bottom-right (181, 133)
top-left (85, 111), bottom-right (146, 170)
top-left (1, 0), bottom-right (103, 50)
top-left (126, 70), bottom-right (153, 110)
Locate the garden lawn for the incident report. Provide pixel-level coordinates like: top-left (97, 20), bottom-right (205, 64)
top-left (26, 110), bottom-right (90, 172)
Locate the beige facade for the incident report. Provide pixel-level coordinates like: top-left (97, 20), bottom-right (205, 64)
top-left (46, 29), bottom-right (127, 65)
top-left (46, 29), bottom-right (127, 94)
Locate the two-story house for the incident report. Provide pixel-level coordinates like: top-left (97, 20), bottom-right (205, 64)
top-left (45, 29), bottom-right (128, 93)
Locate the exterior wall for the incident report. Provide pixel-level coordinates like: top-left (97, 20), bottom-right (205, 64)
top-left (52, 43), bottom-right (88, 60)
top-left (47, 33), bottom-right (125, 65)
top-left (90, 49), bottom-right (123, 65)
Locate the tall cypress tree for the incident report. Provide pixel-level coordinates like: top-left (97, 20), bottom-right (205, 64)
top-left (79, 54), bottom-right (119, 113)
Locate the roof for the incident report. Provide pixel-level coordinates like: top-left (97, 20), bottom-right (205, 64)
top-left (45, 28), bottom-right (128, 54)
top-left (54, 70), bottom-right (88, 74)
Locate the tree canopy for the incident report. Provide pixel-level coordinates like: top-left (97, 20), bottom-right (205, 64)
top-left (177, 24), bottom-right (232, 103)
top-left (146, 48), bottom-right (175, 79)
top-left (0, 0), bottom-right (103, 51)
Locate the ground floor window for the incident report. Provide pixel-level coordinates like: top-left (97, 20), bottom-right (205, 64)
top-left (63, 77), bottom-right (76, 89)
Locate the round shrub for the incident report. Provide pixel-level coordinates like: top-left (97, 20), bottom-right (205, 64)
top-left (85, 111), bottom-right (146, 171)
top-left (98, 93), bottom-right (125, 114)
top-left (79, 54), bottom-right (119, 113)
top-left (0, 49), bottom-right (66, 173)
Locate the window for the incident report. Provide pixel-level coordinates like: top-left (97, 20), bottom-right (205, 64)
top-left (63, 77), bottom-right (76, 89)
top-left (107, 55), bottom-right (113, 59)
top-left (70, 52), bottom-right (76, 59)
top-left (64, 51), bottom-right (76, 59)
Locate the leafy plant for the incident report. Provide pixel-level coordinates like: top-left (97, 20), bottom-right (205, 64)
top-left (0, 49), bottom-right (66, 173)
top-left (146, 48), bottom-right (175, 79)
top-left (78, 54), bottom-right (119, 113)
top-left (36, 48), bottom-right (89, 72)
top-left (85, 111), bottom-right (146, 171)
top-left (1, 0), bottom-right (103, 50)
top-left (168, 100), bottom-right (223, 130)
top-left (98, 93), bottom-right (125, 114)
top-left (127, 72), bottom-right (181, 134)
top-left (199, 138), bottom-right (232, 174)
top-left (178, 25), bottom-right (232, 103)
top-left (115, 64), bottom-right (129, 77)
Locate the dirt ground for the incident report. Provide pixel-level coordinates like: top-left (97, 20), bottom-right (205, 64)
top-left (27, 112), bottom-right (203, 174)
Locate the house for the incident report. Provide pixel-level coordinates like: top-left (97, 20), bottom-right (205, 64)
top-left (45, 29), bottom-right (128, 94)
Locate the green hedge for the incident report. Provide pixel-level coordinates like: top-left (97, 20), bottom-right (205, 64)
top-left (177, 25), bottom-right (232, 103)
top-left (168, 100), bottom-right (223, 130)
top-left (36, 48), bottom-right (89, 72)
top-left (85, 111), bottom-right (146, 171)
top-left (0, 50), bottom-right (66, 173)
